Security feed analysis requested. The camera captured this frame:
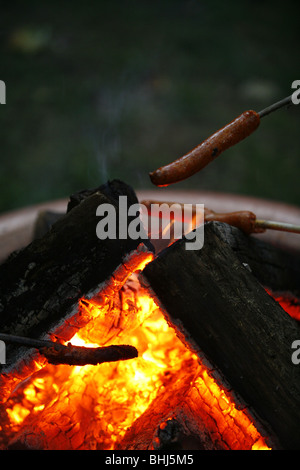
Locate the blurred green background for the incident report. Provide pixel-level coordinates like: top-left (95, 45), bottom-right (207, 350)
top-left (1, 0), bottom-right (299, 214)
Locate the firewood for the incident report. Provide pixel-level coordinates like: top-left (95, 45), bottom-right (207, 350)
top-left (0, 180), bottom-right (152, 401)
top-left (213, 221), bottom-right (300, 297)
top-left (116, 363), bottom-right (221, 450)
top-left (117, 355), bottom-right (271, 451)
top-left (141, 221), bottom-right (300, 450)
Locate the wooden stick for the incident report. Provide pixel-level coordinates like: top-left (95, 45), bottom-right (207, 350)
top-left (255, 219), bottom-right (300, 234)
top-left (0, 332), bottom-right (138, 366)
top-left (141, 199), bottom-right (260, 234)
top-left (141, 221), bottom-right (300, 450)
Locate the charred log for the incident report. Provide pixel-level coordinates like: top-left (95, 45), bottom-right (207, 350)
top-left (117, 355), bottom-right (269, 451)
top-left (115, 362), bottom-right (224, 450)
top-left (142, 221), bottom-right (300, 450)
top-left (212, 222), bottom-right (300, 297)
top-left (67, 179), bottom-right (140, 213)
top-left (0, 180), bottom-right (152, 399)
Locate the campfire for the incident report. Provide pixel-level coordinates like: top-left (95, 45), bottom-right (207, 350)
top-left (0, 271), bottom-right (270, 451)
top-left (1, 95), bottom-right (300, 451)
top-left (0, 180), bottom-right (299, 451)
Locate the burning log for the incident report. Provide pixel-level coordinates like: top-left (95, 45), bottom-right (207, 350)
top-left (117, 344), bottom-right (272, 451)
top-left (117, 361), bottom-right (223, 451)
top-left (0, 219), bottom-right (276, 451)
top-left (141, 221), bottom-right (300, 450)
top-left (0, 180), bottom-right (153, 401)
top-left (209, 220), bottom-right (300, 297)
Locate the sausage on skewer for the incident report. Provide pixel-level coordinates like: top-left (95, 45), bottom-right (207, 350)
top-left (149, 95), bottom-right (293, 186)
top-left (149, 110), bottom-right (260, 186)
top-left (141, 199), bottom-right (264, 235)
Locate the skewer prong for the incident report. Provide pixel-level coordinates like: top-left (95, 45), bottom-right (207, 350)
top-left (258, 95), bottom-right (293, 118)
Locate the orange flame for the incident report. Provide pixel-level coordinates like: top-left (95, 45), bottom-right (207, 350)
top-left (1, 263), bottom-right (272, 450)
top-left (265, 289), bottom-right (300, 321)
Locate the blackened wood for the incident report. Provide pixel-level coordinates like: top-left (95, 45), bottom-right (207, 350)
top-left (213, 222), bottom-right (300, 297)
top-left (67, 179), bottom-right (139, 212)
top-left (67, 179), bottom-right (152, 251)
top-left (32, 179), bottom-right (146, 240)
top-left (33, 210), bottom-right (64, 239)
top-left (142, 221), bottom-right (300, 450)
top-left (0, 181), bottom-right (151, 373)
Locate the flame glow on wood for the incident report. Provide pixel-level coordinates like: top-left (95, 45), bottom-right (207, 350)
top-left (0, 260), bottom-right (276, 450)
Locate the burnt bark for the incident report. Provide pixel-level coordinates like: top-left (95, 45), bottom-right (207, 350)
top-left (142, 221), bottom-right (300, 450)
top-left (212, 222), bottom-right (300, 297)
top-left (67, 179), bottom-right (140, 213)
top-left (0, 181), bottom-right (151, 380)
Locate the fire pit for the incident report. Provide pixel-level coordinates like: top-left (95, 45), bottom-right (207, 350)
top-left (0, 183), bottom-right (299, 451)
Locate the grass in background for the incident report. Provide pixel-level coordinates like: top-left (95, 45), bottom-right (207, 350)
top-left (0, 0), bottom-right (299, 213)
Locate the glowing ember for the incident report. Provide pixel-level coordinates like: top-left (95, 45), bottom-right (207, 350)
top-left (266, 289), bottom-right (300, 321)
top-left (1, 268), bottom-right (272, 450)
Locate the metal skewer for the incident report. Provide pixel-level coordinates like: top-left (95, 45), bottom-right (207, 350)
top-left (258, 95), bottom-right (293, 118)
top-left (248, 95), bottom-right (298, 233)
top-left (0, 332), bottom-right (56, 350)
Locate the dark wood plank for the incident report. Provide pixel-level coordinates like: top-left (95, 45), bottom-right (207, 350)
top-left (0, 181), bottom-right (152, 380)
top-left (142, 221), bottom-right (300, 450)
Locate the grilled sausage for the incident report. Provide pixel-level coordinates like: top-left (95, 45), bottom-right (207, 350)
top-left (149, 110), bottom-right (260, 186)
top-left (204, 208), bottom-right (264, 234)
top-left (141, 199), bottom-right (265, 235)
